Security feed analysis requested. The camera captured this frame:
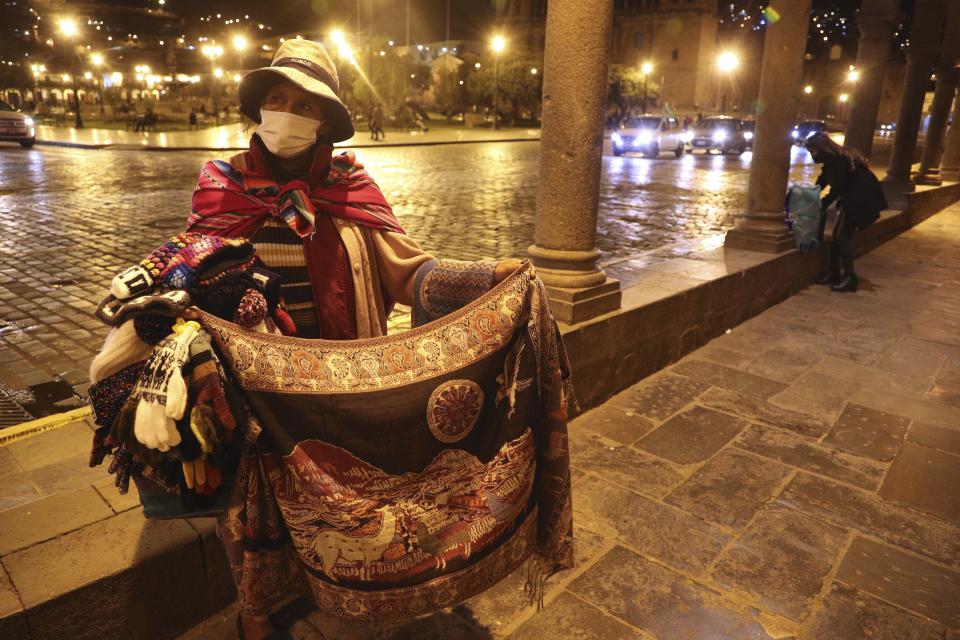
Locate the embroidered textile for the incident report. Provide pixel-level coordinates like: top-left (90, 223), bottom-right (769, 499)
top-left (205, 262), bottom-right (574, 621)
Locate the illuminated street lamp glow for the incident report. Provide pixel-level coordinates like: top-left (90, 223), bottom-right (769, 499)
top-left (62, 73), bottom-right (71, 82)
top-left (232, 35), bottom-right (248, 51)
top-left (847, 69), bottom-right (859, 82)
top-left (839, 93), bottom-right (849, 103)
top-left (716, 51), bottom-right (739, 73)
top-left (214, 68), bottom-right (224, 78)
top-left (330, 30), bottom-right (345, 46)
top-left (474, 62), bottom-right (481, 69)
top-left (233, 73), bottom-right (242, 82)
top-left (90, 52), bottom-right (104, 66)
top-left (83, 71), bottom-right (92, 79)
top-left (530, 68), bottom-right (538, 75)
top-left (804, 85), bottom-right (813, 94)
top-left (641, 61), bottom-right (653, 75)
top-left (111, 71), bottom-right (122, 82)
top-left (491, 35), bottom-right (506, 53)
top-left (58, 17), bottom-right (78, 37)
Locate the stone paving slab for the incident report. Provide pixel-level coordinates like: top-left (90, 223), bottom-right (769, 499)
top-left (804, 583), bottom-right (948, 640)
top-left (709, 504), bottom-right (848, 621)
top-left (780, 472), bottom-right (960, 567)
top-left (878, 441), bottom-right (960, 521)
top-left (836, 537), bottom-right (960, 629)
top-left (664, 449), bottom-right (793, 529)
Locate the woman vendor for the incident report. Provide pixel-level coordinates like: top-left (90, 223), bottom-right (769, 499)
top-left (184, 39), bottom-right (522, 640)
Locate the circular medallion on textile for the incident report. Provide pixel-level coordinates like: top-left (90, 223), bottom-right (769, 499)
top-left (427, 380), bottom-right (484, 443)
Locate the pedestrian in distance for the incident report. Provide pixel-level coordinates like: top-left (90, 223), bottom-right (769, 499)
top-left (188, 109), bottom-right (198, 130)
top-left (370, 102), bottom-right (385, 140)
top-left (805, 132), bottom-right (887, 293)
top-left (185, 38), bottom-right (522, 640)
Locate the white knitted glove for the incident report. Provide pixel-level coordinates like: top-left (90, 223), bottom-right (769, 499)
top-left (132, 318), bottom-right (200, 452)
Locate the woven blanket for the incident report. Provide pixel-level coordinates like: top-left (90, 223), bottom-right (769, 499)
top-left (201, 262), bottom-right (573, 620)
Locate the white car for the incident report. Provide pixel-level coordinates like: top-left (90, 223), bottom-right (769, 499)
top-left (612, 115), bottom-right (686, 158)
top-left (0, 101), bottom-right (36, 147)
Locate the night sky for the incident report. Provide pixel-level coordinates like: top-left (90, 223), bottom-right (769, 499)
top-left (172, 0), bottom-right (504, 43)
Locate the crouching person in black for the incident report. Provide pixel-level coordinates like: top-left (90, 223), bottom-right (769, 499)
top-left (805, 133), bottom-right (887, 293)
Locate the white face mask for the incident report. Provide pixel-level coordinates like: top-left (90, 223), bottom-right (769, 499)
top-left (257, 109), bottom-right (323, 158)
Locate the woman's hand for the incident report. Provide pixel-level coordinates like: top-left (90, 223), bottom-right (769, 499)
top-left (494, 258), bottom-right (524, 283)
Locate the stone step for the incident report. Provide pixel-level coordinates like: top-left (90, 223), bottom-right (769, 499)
top-left (0, 419), bottom-right (236, 640)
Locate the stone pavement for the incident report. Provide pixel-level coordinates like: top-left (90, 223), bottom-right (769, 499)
top-left (32, 122), bottom-right (541, 150)
top-left (168, 203), bottom-right (960, 638)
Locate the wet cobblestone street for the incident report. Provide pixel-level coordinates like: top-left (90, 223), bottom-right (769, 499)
top-left (0, 141), bottom-right (818, 412)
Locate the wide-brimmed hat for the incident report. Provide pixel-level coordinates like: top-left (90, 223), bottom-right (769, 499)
top-left (239, 39), bottom-right (354, 143)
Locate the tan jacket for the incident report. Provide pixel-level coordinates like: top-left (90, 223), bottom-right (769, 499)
top-left (335, 220), bottom-right (433, 338)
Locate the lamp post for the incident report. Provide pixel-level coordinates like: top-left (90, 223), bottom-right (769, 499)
top-left (58, 17), bottom-right (83, 128)
top-left (491, 35), bottom-right (505, 130)
top-left (640, 61), bottom-right (653, 113)
top-left (90, 52), bottom-right (105, 114)
top-left (202, 43), bottom-right (223, 125)
top-left (232, 34), bottom-right (247, 71)
top-left (716, 51), bottom-right (739, 116)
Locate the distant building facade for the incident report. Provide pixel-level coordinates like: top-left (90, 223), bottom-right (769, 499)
top-left (497, 0), bottom-right (718, 112)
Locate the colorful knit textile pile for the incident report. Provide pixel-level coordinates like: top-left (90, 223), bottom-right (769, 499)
top-left (88, 234), bottom-right (283, 517)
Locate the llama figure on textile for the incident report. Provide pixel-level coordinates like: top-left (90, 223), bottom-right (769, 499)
top-left (310, 506), bottom-right (400, 581)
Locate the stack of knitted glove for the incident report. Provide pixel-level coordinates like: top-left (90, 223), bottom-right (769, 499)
top-left (88, 233), bottom-right (288, 510)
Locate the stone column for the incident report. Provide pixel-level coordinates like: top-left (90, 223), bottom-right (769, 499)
top-left (941, 93), bottom-right (960, 181)
top-left (527, 0), bottom-right (620, 324)
top-left (915, 3), bottom-right (960, 185)
top-left (844, 0), bottom-right (898, 159)
top-left (724, 0), bottom-right (812, 253)
top-left (883, 0), bottom-right (947, 187)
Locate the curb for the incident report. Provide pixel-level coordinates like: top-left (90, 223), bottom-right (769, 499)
top-left (0, 406), bottom-right (91, 446)
top-left (34, 136), bottom-right (541, 152)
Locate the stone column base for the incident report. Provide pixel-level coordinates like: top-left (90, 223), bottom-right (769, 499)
top-left (542, 278), bottom-right (622, 324)
top-left (724, 225), bottom-right (795, 253)
top-left (915, 168), bottom-right (944, 186)
top-left (527, 244), bottom-right (622, 323)
top-left (881, 179), bottom-right (910, 210)
top-left (942, 169), bottom-right (960, 182)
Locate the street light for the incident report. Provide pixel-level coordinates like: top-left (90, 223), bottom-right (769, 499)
top-left (716, 51), bottom-right (739, 116)
top-left (847, 66), bottom-right (859, 83)
top-left (90, 52), bottom-right (105, 113)
top-left (804, 85), bottom-right (813, 95)
top-left (58, 17), bottom-right (84, 128)
top-left (640, 61), bottom-right (653, 114)
top-left (491, 35), bottom-right (506, 130)
top-left (202, 43), bottom-right (224, 124)
top-left (233, 34), bottom-right (248, 70)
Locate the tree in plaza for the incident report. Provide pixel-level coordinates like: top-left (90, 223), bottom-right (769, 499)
top-left (608, 63), bottom-right (662, 120)
top-left (465, 54), bottom-right (542, 124)
top-left (335, 44), bottom-right (430, 126)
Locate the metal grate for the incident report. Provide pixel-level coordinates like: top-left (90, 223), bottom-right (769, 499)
top-left (0, 389), bottom-right (34, 428)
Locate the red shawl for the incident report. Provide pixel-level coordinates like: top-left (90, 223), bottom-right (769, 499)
top-left (187, 139), bottom-right (404, 337)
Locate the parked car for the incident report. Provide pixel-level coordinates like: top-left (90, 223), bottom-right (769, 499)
top-left (792, 119), bottom-right (827, 144)
top-left (0, 100), bottom-right (35, 148)
top-left (688, 116), bottom-right (748, 155)
top-left (611, 114), bottom-right (686, 158)
top-left (741, 119), bottom-right (755, 150)
top-left (877, 122), bottom-right (896, 135)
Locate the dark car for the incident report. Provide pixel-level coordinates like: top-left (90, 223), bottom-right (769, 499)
top-left (792, 119), bottom-right (827, 144)
top-left (689, 116), bottom-right (748, 155)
